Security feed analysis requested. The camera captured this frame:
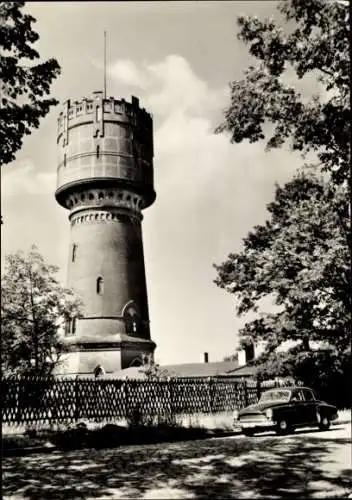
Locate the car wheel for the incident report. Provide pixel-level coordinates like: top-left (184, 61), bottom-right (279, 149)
top-left (276, 419), bottom-right (291, 435)
top-left (318, 415), bottom-right (331, 431)
top-left (243, 429), bottom-right (255, 437)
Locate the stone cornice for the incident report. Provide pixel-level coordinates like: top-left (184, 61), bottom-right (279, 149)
top-left (68, 338), bottom-right (156, 351)
top-left (66, 187), bottom-right (143, 212)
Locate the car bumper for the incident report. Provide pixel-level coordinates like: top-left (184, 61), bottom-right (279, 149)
top-left (234, 418), bottom-right (275, 432)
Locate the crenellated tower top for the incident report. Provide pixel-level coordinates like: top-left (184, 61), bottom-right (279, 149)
top-left (55, 91), bottom-right (155, 210)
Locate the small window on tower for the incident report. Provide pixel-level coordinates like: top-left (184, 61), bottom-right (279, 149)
top-left (64, 154), bottom-right (67, 167)
top-left (65, 318), bottom-right (76, 336)
top-left (96, 145), bottom-right (100, 158)
top-left (72, 244), bottom-right (77, 262)
top-left (97, 276), bottom-right (104, 295)
top-left (65, 320), bottom-right (70, 337)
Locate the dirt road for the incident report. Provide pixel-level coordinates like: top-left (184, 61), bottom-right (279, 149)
top-left (3, 423), bottom-right (351, 499)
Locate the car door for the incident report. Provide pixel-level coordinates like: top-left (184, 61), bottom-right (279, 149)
top-left (289, 389), bottom-right (306, 425)
top-left (301, 388), bottom-right (318, 423)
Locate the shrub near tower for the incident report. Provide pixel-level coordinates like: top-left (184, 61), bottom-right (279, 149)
top-left (55, 91), bottom-right (156, 374)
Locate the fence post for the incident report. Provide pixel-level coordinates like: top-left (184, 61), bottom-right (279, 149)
top-left (244, 380), bottom-right (248, 408)
top-left (74, 376), bottom-right (79, 423)
top-left (124, 378), bottom-right (129, 419)
top-left (208, 377), bottom-right (213, 413)
top-left (15, 378), bottom-right (21, 425)
top-left (256, 379), bottom-right (261, 402)
top-left (168, 377), bottom-right (174, 424)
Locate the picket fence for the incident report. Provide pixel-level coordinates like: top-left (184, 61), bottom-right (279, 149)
top-left (1, 376), bottom-right (285, 425)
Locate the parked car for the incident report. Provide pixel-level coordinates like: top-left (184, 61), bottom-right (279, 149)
top-left (233, 386), bottom-right (338, 436)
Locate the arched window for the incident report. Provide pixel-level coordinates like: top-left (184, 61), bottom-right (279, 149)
top-left (72, 244), bottom-right (77, 262)
top-left (129, 357), bottom-right (142, 368)
top-left (72, 317), bottom-right (77, 334)
top-left (94, 365), bottom-right (105, 378)
top-left (124, 306), bottom-right (139, 334)
top-left (96, 276), bottom-right (104, 295)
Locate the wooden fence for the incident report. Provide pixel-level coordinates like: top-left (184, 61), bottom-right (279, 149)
top-left (1, 376), bottom-right (283, 426)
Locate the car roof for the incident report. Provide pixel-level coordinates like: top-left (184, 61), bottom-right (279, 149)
top-left (263, 386), bottom-right (314, 391)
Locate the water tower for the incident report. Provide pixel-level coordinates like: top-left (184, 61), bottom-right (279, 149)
top-left (55, 90), bottom-right (156, 374)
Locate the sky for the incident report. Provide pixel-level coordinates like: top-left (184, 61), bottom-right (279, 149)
top-left (1, 1), bottom-right (315, 365)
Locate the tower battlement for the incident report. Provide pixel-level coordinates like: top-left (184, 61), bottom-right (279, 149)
top-left (57, 92), bottom-right (151, 135)
top-left (55, 91), bottom-right (155, 210)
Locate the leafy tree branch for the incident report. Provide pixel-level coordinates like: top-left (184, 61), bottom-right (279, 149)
top-left (0, 1), bottom-right (61, 166)
top-left (1, 246), bottom-right (83, 376)
top-left (216, 0), bottom-right (350, 184)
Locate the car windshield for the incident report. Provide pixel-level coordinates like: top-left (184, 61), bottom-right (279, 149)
top-left (259, 389), bottom-right (291, 402)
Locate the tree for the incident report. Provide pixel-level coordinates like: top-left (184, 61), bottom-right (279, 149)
top-left (215, 0), bottom-right (350, 185)
top-left (1, 246), bottom-right (83, 377)
top-left (139, 353), bottom-right (171, 381)
top-left (214, 168), bottom-right (351, 405)
top-left (0, 1), bottom-right (61, 167)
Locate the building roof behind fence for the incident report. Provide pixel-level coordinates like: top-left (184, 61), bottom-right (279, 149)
top-left (219, 363), bottom-right (257, 378)
top-left (102, 360), bottom-right (242, 380)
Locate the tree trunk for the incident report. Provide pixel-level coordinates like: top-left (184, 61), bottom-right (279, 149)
top-left (28, 265), bottom-right (39, 372)
top-left (302, 334), bottom-right (310, 351)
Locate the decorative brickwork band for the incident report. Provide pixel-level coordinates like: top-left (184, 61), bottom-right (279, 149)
top-left (65, 188), bottom-right (144, 214)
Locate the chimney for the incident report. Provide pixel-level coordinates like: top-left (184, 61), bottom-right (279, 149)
top-left (245, 343), bottom-right (255, 364)
top-left (237, 342), bottom-right (255, 367)
top-left (204, 352), bottom-right (209, 363)
top-left (237, 349), bottom-right (246, 367)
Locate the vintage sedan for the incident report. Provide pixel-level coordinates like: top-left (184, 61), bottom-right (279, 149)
top-left (233, 386), bottom-right (338, 436)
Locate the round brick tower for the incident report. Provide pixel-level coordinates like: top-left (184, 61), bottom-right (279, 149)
top-left (55, 91), bottom-right (156, 375)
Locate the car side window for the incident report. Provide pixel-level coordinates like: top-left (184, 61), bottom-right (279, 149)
top-left (291, 390), bottom-right (301, 401)
top-left (291, 389), bottom-right (305, 401)
top-left (302, 389), bottom-right (315, 401)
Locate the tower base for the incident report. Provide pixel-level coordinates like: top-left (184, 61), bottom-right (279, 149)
top-left (55, 334), bottom-right (156, 376)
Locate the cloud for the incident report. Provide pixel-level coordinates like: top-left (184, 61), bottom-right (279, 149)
top-left (1, 160), bottom-right (66, 280)
top-left (107, 54), bottom-right (302, 260)
top-left (108, 55), bottom-right (228, 117)
top-left (108, 54), bottom-right (234, 195)
top-left (146, 55), bottom-right (225, 116)
top-left (104, 54), bottom-right (304, 363)
top-left (1, 160), bottom-right (56, 199)
top-left (108, 59), bottom-right (151, 88)
top-left (280, 66), bottom-right (329, 103)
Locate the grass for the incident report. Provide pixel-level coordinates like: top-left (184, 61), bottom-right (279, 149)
top-left (2, 430), bottom-right (55, 450)
top-left (2, 417), bottom-right (230, 454)
top-left (2, 409), bottom-right (349, 454)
